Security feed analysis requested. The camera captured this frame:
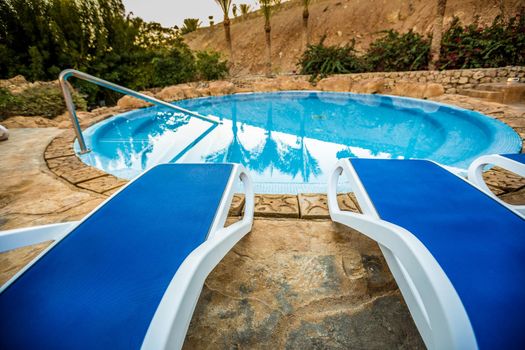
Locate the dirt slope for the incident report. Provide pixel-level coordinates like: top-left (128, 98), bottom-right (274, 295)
top-left (184, 0), bottom-right (523, 75)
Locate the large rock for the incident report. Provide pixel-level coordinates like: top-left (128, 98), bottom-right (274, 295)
top-left (317, 76), bottom-right (352, 92)
top-left (116, 93), bottom-right (153, 109)
top-left (390, 81), bottom-right (444, 99)
top-left (252, 80), bottom-right (280, 92)
top-left (350, 79), bottom-right (385, 94)
top-left (276, 77), bottom-right (313, 91)
top-left (423, 83), bottom-right (445, 98)
top-left (178, 84), bottom-right (200, 99)
top-left (156, 85), bottom-right (186, 101)
top-left (208, 81), bottom-right (235, 95)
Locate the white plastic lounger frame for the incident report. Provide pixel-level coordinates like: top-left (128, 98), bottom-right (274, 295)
top-left (327, 159), bottom-right (478, 350)
top-left (0, 163), bottom-right (254, 350)
top-left (468, 154), bottom-right (525, 214)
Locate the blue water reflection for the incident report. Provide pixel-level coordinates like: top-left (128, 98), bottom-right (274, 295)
top-left (77, 92), bottom-right (521, 193)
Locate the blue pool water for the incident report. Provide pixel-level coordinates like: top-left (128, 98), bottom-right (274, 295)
top-left (77, 91), bottom-right (522, 193)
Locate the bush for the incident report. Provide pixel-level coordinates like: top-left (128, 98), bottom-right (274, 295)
top-left (195, 51), bottom-right (229, 80)
top-left (438, 10), bottom-right (525, 69)
top-left (298, 37), bottom-right (365, 80)
top-left (0, 85), bottom-right (86, 118)
top-left (151, 45), bottom-right (197, 87)
top-left (364, 30), bottom-right (430, 72)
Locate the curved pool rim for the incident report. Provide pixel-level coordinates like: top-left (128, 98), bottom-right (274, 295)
top-left (75, 91), bottom-right (523, 194)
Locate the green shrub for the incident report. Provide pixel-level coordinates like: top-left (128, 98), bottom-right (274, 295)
top-left (298, 37), bottom-right (365, 80)
top-left (438, 10), bottom-right (525, 69)
top-left (195, 51), bottom-right (229, 80)
top-left (364, 30), bottom-right (430, 72)
top-left (0, 85), bottom-right (86, 118)
top-left (151, 45), bottom-right (197, 87)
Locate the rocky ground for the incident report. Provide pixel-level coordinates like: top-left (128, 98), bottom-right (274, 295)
top-left (185, 0), bottom-right (524, 75)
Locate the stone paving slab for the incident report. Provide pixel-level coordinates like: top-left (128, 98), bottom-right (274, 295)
top-left (228, 194), bottom-right (245, 216)
top-left (483, 167), bottom-right (525, 192)
top-left (44, 142), bottom-right (76, 159)
top-left (297, 193), bottom-right (361, 219)
top-left (499, 187), bottom-right (525, 205)
top-left (46, 155), bottom-right (81, 170)
top-left (76, 175), bottom-right (129, 193)
top-left (254, 194), bottom-right (300, 218)
top-left (102, 186), bottom-right (125, 197)
top-left (58, 166), bottom-right (107, 185)
top-left (298, 193), bottom-right (329, 219)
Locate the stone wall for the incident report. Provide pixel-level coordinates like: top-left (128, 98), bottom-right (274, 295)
top-left (116, 66), bottom-right (525, 109)
top-left (340, 66), bottom-right (525, 94)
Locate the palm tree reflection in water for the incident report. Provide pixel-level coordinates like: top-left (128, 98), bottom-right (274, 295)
top-left (206, 99), bottom-right (321, 183)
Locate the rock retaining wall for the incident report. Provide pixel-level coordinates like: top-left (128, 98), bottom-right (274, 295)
top-left (116, 66), bottom-right (525, 109)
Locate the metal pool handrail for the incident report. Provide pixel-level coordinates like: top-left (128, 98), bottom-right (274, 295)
top-left (59, 69), bottom-right (218, 154)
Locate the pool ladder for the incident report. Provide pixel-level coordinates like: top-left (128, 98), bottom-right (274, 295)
top-left (59, 69), bottom-right (218, 154)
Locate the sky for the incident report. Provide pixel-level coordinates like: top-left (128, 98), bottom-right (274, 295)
top-left (122, 0), bottom-right (261, 28)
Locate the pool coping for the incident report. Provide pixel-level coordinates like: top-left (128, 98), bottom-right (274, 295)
top-left (44, 93), bottom-right (525, 219)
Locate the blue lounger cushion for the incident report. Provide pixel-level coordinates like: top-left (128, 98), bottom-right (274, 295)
top-left (350, 158), bottom-right (525, 349)
top-left (502, 153), bottom-right (525, 164)
top-left (0, 163), bottom-right (233, 349)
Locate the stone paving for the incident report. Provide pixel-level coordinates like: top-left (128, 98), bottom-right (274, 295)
top-left (0, 92), bottom-right (524, 349)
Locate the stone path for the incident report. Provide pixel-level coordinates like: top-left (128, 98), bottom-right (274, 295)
top-left (0, 128), bottom-right (105, 230)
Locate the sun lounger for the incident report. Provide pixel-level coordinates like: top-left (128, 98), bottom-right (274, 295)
top-left (0, 163), bottom-right (254, 350)
top-left (468, 153), bottom-right (525, 214)
top-left (328, 158), bottom-right (525, 349)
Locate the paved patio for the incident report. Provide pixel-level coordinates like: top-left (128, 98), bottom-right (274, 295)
top-left (1, 93), bottom-right (524, 348)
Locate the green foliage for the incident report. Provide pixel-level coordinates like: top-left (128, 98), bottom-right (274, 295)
top-left (298, 37), bottom-right (365, 80)
top-left (364, 30), bottom-right (430, 72)
top-left (0, 0), bottom-right (228, 111)
top-left (195, 51), bottom-right (229, 80)
top-left (180, 18), bottom-right (201, 34)
top-left (151, 45), bottom-right (197, 86)
top-left (0, 85), bottom-right (86, 119)
top-left (298, 9), bottom-right (524, 79)
top-left (438, 10), bottom-right (525, 69)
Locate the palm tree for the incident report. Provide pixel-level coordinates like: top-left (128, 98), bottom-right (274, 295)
top-left (232, 4), bottom-right (238, 17)
top-left (429, 0), bottom-right (447, 70)
top-left (239, 3), bottom-right (251, 18)
top-left (214, 0), bottom-right (234, 65)
top-left (259, 0), bottom-right (279, 77)
top-left (180, 18), bottom-right (201, 34)
top-left (302, 0), bottom-right (312, 49)
top-left (209, 15), bottom-right (214, 29)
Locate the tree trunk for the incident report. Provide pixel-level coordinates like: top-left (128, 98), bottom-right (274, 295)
top-left (265, 22), bottom-right (272, 77)
top-left (302, 8), bottom-right (310, 50)
top-left (429, 0), bottom-right (447, 70)
top-left (499, 0), bottom-right (506, 21)
top-left (223, 16), bottom-right (234, 66)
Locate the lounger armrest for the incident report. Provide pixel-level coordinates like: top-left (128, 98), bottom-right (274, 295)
top-left (0, 221), bottom-right (78, 253)
top-left (468, 154), bottom-right (525, 215)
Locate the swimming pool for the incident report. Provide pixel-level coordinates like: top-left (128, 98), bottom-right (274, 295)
top-left (76, 91), bottom-right (522, 193)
